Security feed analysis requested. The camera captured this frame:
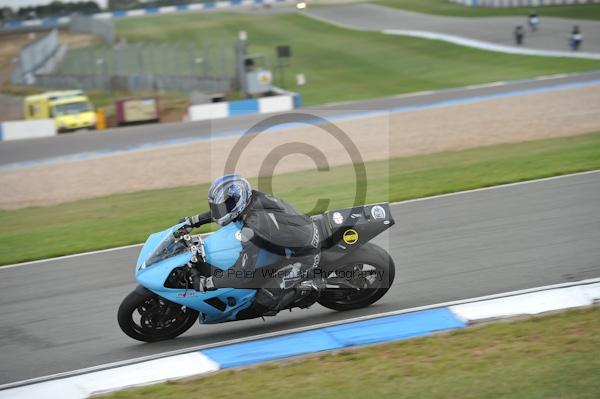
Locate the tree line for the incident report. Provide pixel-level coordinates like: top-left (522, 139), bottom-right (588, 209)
top-left (0, 0), bottom-right (220, 21)
top-left (1, 2), bottom-right (100, 20)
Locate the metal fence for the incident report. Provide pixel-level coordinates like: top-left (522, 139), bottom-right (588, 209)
top-left (34, 40), bottom-right (236, 93)
top-left (34, 73), bottom-right (233, 93)
top-left (69, 15), bottom-right (115, 44)
top-left (57, 41), bottom-right (235, 78)
top-left (11, 29), bottom-right (65, 84)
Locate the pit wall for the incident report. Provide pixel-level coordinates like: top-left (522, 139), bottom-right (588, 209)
top-left (0, 120), bottom-right (56, 141)
top-left (188, 92), bottom-right (302, 122)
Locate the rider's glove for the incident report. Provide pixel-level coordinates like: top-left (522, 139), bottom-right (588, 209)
top-left (179, 212), bottom-right (211, 229)
top-left (176, 217), bottom-right (193, 235)
top-left (192, 275), bottom-right (216, 293)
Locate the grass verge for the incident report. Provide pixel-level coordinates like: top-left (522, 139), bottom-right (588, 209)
top-left (103, 306), bottom-right (600, 399)
top-left (1, 132), bottom-right (600, 266)
top-left (110, 12), bottom-right (600, 105)
top-left (373, 0), bottom-right (600, 20)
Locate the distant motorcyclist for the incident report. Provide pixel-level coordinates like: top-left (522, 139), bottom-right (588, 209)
top-left (527, 11), bottom-right (539, 32)
top-left (514, 25), bottom-right (525, 46)
top-left (570, 26), bottom-right (583, 51)
top-left (181, 174), bottom-right (321, 316)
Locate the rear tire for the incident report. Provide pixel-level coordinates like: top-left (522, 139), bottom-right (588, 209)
top-left (118, 288), bottom-right (199, 342)
top-left (317, 243), bottom-right (395, 311)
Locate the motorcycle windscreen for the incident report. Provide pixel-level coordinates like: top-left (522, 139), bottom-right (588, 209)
top-left (203, 221), bottom-right (243, 270)
top-left (137, 222), bottom-right (188, 269)
top-left (145, 233), bottom-right (188, 268)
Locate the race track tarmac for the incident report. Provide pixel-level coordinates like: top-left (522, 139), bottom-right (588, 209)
top-left (305, 3), bottom-right (600, 53)
top-left (1, 71), bottom-right (599, 170)
top-left (1, 171), bottom-right (599, 385)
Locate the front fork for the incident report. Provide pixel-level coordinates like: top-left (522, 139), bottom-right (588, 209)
top-left (172, 231), bottom-right (208, 291)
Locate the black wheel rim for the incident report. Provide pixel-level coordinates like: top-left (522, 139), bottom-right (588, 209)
top-left (129, 295), bottom-right (195, 339)
top-left (324, 263), bottom-right (384, 305)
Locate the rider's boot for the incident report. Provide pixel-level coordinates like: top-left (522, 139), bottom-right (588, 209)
top-left (190, 268), bottom-right (216, 292)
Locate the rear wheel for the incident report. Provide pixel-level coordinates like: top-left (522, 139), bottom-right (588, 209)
top-left (118, 287), bottom-right (199, 342)
top-left (317, 243), bottom-right (395, 311)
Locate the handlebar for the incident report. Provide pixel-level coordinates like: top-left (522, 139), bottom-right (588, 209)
top-left (172, 228), bottom-right (205, 266)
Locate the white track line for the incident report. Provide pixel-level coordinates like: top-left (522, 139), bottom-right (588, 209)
top-left (2, 276), bottom-right (599, 390)
top-left (1, 169), bottom-right (598, 270)
top-left (389, 169), bottom-right (600, 206)
top-left (0, 243), bottom-right (144, 270)
top-left (319, 72), bottom-right (600, 107)
top-left (303, 12), bottom-right (600, 60)
top-left (383, 29), bottom-right (600, 60)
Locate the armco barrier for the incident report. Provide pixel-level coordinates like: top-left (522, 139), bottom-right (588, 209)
top-left (188, 102), bottom-right (229, 121)
top-left (2, 279), bottom-right (598, 398)
top-left (258, 94), bottom-right (295, 113)
top-left (0, 120), bottom-right (56, 141)
top-left (188, 92), bottom-right (301, 121)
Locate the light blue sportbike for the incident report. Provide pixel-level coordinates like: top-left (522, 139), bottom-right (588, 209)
top-left (118, 203), bottom-right (396, 342)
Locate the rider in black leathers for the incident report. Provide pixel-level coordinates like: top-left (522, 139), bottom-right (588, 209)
top-left (182, 174), bottom-right (320, 316)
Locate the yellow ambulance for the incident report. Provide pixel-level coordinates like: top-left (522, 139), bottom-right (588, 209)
top-left (24, 90), bottom-right (96, 132)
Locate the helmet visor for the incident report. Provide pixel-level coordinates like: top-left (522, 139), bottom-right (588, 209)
top-left (210, 195), bottom-right (238, 222)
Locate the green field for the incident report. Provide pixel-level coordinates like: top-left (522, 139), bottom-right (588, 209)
top-left (104, 306), bottom-right (600, 399)
top-left (95, 12), bottom-right (600, 105)
top-left (373, 0), bottom-right (600, 20)
top-left (1, 132), bottom-right (600, 266)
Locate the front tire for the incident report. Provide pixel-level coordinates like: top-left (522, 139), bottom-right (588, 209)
top-left (317, 243), bottom-right (395, 311)
top-left (118, 287), bottom-right (199, 342)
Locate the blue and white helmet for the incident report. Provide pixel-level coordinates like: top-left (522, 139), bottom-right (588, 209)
top-left (208, 174), bottom-right (252, 226)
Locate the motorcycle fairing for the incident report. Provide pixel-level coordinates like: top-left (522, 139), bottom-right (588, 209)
top-left (135, 222), bottom-right (256, 323)
top-left (203, 221), bottom-right (243, 270)
top-left (318, 203), bottom-right (395, 265)
top-left (133, 203), bottom-right (395, 324)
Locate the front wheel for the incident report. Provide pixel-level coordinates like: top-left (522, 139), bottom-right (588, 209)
top-left (317, 243), bottom-right (395, 311)
top-left (118, 287), bottom-right (199, 342)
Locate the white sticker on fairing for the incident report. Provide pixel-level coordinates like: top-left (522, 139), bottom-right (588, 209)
top-left (235, 230), bottom-right (242, 241)
top-left (371, 205), bottom-right (386, 220)
top-left (332, 212), bottom-right (344, 225)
